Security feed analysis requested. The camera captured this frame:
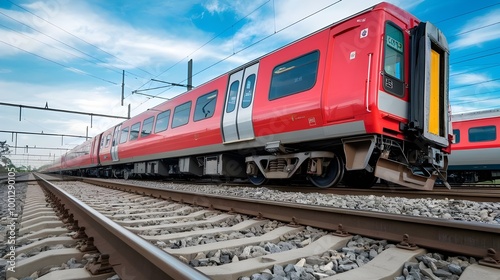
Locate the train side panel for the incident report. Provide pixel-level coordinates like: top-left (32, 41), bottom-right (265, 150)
top-left (251, 30), bottom-right (327, 141)
top-left (60, 139), bottom-right (97, 174)
top-left (100, 76), bottom-right (227, 167)
top-left (448, 110), bottom-right (500, 182)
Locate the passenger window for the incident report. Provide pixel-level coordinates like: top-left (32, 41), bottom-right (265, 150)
top-left (141, 116), bottom-right (154, 137)
top-left (100, 137), bottom-right (105, 148)
top-left (469, 126), bottom-right (496, 142)
top-left (129, 122), bottom-right (140, 141)
top-left (241, 74), bottom-right (255, 108)
top-left (172, 101), bottom-right (192, 128)
top-left (119, 127), bottom-right (129, 144)
top-left (83, 142), bottom-right (90, 155)
top-left (194, 90), bottom-right (217, 121)
top-left (155, 110), bottom-right (171, 133)
top-left (452, 129), bottom-right (460, 144)
top-left (105, 134), bottom-right (111, 147)
top-left (269, 51), bottom-right (319, 100)
top-left (226, 81), bottom-right (239, 113)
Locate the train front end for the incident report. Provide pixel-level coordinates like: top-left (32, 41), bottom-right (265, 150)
top-left (375, 19), bottom-right (451, 190)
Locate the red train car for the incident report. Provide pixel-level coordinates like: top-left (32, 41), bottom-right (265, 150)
top-left (46, 2), bottom-right (451, 190)
top-left (448, 109), bottom-right (500, 183)
top-left (59, 137), bottom-right (100, 175)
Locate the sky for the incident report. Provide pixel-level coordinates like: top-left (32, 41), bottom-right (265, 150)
top-left (0, 0), bottom-right (499, 168)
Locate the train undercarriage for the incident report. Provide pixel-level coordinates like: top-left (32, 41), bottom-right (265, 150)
top-left (63, 134), bottom-right (448, 191)
top-left (448, 170), bottom-right (500, 184)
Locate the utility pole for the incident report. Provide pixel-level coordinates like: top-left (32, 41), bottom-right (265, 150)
top-left (188, 59), bottom-right (193, 91)
top-left (121, 70), bottom-right (125, 106)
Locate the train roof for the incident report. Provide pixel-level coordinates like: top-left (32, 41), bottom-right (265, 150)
top-left (451, 108), bottom-right (500, 122)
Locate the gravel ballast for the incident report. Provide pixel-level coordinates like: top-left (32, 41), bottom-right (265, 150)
top-left (111, 180), bottom-right (500, 224)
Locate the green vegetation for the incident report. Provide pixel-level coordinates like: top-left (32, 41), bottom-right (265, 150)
top-left (0, 141), bottom-right (38, 173)
top-left (0, 140), bottom-right (15, 172)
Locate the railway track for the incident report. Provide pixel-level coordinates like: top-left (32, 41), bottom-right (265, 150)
top-left (4, 174), bottom-right (499, 279)
top-left (28, 174), bottom-right (500, 202)
top-left (1, 178), bottom-right (119, 280)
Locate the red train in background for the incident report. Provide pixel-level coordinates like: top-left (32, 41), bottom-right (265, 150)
top-left (448, 109), bottom-right (500, 183)
top-left (41, 2), bottom-right (452, 190)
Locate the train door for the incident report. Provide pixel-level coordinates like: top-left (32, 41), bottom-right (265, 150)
top-left (222, 63), bottom-right (258, 143)
top-left (111, 125), bottom-right (121, 162)
top-left (324, 25), bottom-right (371, 122)
top-left (90, 134), bottom-right (102, 165)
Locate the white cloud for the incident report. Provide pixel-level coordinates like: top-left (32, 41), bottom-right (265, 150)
top-left (450, 72), bottom-right (500, 113)
top-left (203, 0), bottom-right (227, 15)
top-left (452, 73), bottom-right (490, 86)
top-left (450, 8), bottom-right (500, 49)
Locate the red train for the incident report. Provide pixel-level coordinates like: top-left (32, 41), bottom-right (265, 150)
top-left (41, 2), bottom-right (451, 190)
top-left (448, 109), bottom-right (500, 183)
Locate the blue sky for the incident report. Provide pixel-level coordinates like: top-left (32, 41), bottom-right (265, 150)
top-left (0, 0), bottom-right (499, 168)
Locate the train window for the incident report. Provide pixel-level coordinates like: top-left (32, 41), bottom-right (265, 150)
top-left (100, 137), bottom-right (105, 148)
top-left (269, 50), bottom-right (319, 100)
top-left (241, 74), bottom-right (256, 108)
top-left (83, 142), bottom-right (90, 155)
top-left (469, 126), bottom-right (496, 142)
top-left (155, 110), bottom-right (171, 133)
top-left (141, 116), bottom-right (154, 137)
top-left (129, 122), bottom-right (140, 141)
top-left (194, 90), bottom-right (218, 121)
top-left (384, 23), bottom-right (404, 80)
top-left (172, 101), bottom-right (192, 128)
top-left (453, 129), bottom-right (460, 143)
top-left (104, 134), bottom-right (111, 147)
top-left (226, 81), bottom-right (239, 113)
top-left (119, 127), bottom-right (129, 144)
top-left (383, 22), bottom-right (405, 97)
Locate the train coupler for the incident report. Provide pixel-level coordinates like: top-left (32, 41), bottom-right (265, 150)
top-left (374, 157), bottom-right (437, 190)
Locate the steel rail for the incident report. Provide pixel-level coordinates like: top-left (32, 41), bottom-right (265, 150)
top-left (307, 186), bottom-right (500, 202)
top-left (34, 174), bottom-right (210, 280)
top-left (83, 178), bottom-right (500, 259)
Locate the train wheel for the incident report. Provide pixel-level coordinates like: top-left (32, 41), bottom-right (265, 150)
top-left (249, 172), bottom-right (268, 186)
top-left (343, 170), bottom-right (377, 188)
top-left (308, 156), bottom-right (344, 188)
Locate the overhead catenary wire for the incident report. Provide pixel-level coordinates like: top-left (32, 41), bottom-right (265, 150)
top-left (434, 2), bottom-right (500, 23)
top-left (3, 0), bottom-right (498, 103)
top-left (139, 1), bottom-right (499, 104)
top-left (130, 0), bottom-right (272, 98)
top-left (5, 0), bottom-right (153, 77)
top-left (131, 0), bottom-right (343, 108)
top-left (448, 21), bottom-right (500, 38)
top-left (0, 39), bottom-right (118, 85)
top-left (453, 96), bottom-right (500, 107)
top-left (0, 7), bottom-right (148, 87)
top-left (2, 1), bottom-right (499, 115)
top-left (0, 22), bottom-right (126, 77)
